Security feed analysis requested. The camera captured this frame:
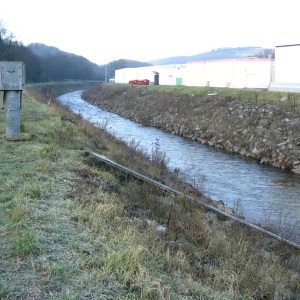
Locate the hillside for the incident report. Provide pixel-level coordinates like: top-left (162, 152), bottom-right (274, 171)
top-left (27, 43), bottom-right (62, 57)
top-left (105, 59), bottom-right (153, 80)
top-left (27, 43), bottom-right (104, 82)
top-left (148, 47), bottom-right (273, 65)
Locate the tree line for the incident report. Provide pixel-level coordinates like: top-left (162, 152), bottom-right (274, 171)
top-left (0, 22), bottom-right (106, 82)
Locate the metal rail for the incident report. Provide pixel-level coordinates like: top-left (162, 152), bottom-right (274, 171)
top-left (92, 152), bottom-right (300, 250)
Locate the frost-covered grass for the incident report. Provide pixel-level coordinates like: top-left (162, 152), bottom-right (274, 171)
top-left (0, 83), bottom-right (299, 299)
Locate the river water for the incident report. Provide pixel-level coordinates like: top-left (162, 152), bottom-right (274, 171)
top-left (58, 91), bottom-right (300, 234)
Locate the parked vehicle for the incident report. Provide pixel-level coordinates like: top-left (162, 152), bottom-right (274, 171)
top-left (129, 79), bottom-right (150, 85)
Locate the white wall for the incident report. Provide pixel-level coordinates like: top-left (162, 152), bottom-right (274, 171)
top-left (274, 44), bottom-right (300, 83)
top-left (115, 68), bottom-right (138, 83)
top-left (269, 44), bottom-right (300, 92)
top-left (186, 59), bottom-right (272, 89)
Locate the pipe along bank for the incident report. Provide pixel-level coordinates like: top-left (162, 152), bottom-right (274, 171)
top-left (92, 152), bottom-right (300, 250)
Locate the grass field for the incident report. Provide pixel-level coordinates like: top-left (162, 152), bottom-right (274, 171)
top-left (0, 84), bottom-right (299, 299)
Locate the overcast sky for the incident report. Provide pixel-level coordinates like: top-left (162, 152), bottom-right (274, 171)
top-left (0, 0), bottom-right (298, 65)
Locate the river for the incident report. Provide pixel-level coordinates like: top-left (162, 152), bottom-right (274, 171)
top-left (58, 90), bottom-right (300, 237)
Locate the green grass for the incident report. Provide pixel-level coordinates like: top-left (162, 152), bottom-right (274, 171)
top-left (0, 83), bottom-right (299, 299)
top-left (105, 82), bottom-right (300, 109)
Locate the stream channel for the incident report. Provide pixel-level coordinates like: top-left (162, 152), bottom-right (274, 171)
top-left (58, 90), bottom-right (300, 239)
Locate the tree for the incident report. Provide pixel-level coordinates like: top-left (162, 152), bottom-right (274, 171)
top-left (0, 20), bottom-right (21, 60)
top-left (255, 48), bottom-right (275, 59)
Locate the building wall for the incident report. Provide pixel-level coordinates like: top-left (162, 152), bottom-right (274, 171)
top-left (115, 68), bottom-right (138, 83)
top-left (186, 58), bottom-right (273, 89)
top-left (156, 65), bottom-right (186, 85)
top-left (274, 44), bottom-right (300, 83)
top-left (269, 44), bottom-right (300, 92)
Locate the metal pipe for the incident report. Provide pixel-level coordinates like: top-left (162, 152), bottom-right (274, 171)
top-left (92, 152), bottom-right (300, 250)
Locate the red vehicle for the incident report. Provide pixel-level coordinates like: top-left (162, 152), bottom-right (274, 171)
top-left (129, 79), bottom-right (150, 85)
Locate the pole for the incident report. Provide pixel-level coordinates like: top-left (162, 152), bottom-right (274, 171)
top-left (0, 61), bottom-right (25, 138)
top-left (4, 90), bottom-right (20, 136)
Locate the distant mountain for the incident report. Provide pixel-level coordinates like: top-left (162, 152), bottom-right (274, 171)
top-left (106, 59), bottom-right (152, 71)
top-left (148, 47), bottom-right (273, 65)
top-left (28, 43), bottom-right (62, 57)
top-left (27, 43), bottom-right (104, 82)
top-left (104, 59), bottom-right (152, 79)
top-left (112, 59), bottom-right (152, 69)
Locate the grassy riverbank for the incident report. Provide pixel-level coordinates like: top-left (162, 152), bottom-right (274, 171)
top-left (0, 83), bottom-right (299, 299)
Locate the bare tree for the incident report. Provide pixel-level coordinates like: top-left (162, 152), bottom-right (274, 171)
top-left (0, 20), bottom-right (19, 59)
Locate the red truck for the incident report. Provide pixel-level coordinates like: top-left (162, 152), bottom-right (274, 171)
top-left (129, 79), bottom-right (150, 85)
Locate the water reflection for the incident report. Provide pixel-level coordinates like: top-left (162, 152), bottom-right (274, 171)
top-left (58, 91), bottom-right (300, 231)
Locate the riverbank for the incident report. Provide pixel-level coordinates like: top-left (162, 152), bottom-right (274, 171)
top-left (82, 84), bottom-right (300, 174)
top-left (0, 83), bottom-right (299, 299)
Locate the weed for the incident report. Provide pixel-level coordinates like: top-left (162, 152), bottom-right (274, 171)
top-left (36, 158), bottom-right (51, 172)
top-left (0, 281), bottom-right (8, 299)
top-left (10, 197), bottom-right (30, 224)
top-left (38, 143), bottom-right (61, 161)
top-left (151, 138), bottom-right (168, 168)
top-left (21, 182), bottom-right (42, 199)
top-left (11, 229), bottom-right (41, 257)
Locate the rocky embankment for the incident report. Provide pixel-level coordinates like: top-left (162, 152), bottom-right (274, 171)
top-left (82, 85), bottom-right (300, 174)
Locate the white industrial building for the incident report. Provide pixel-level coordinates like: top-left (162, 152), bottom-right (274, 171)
top-left (115, 45), bottom-right (300, 92)
top-left (115, 58), bottom-right (273, 89)
top-left (269, 44), bottom-right (300, 92)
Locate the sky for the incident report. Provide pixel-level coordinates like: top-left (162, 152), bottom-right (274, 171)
top-left (0, 0), bottom-right (299, 65)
